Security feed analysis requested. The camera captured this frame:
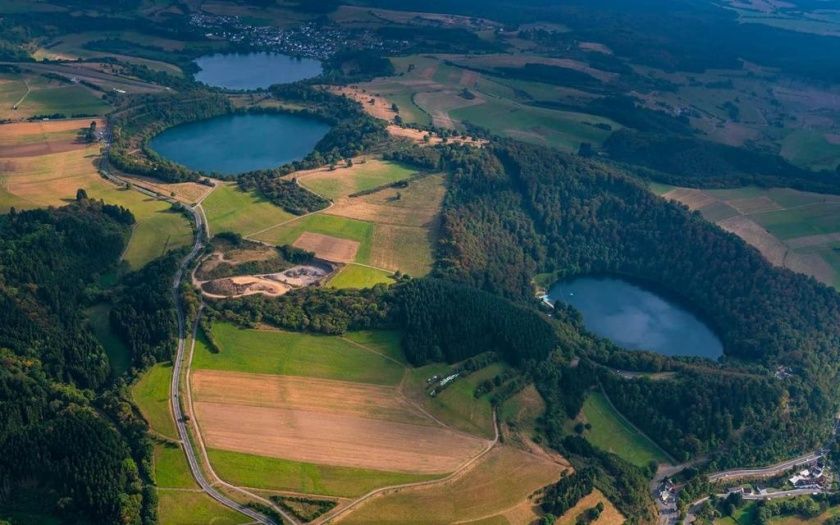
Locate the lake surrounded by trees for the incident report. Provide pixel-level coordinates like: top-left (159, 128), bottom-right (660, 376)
top-left (148, 113), bottom-right (330, 175)
top-left (547, 276), bottom-right (724, 359)
top-left (194, 52), bottom-right (323, 90)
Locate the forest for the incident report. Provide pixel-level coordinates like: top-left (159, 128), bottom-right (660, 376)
top-left (431, 140), bottom-right (840, 469)
top-left (0, 201), bottom-right (157, 524)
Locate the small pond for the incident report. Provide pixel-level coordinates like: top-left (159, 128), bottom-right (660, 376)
top-left (148, 113), bottom-right (330, 175)
top-left (547, 276), bottom-right (723, 359)
top-left (193, 52), bottom-right (323, 90)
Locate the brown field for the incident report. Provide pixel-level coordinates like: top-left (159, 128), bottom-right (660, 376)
top-left (191, 370), bottom-right (487, 474)
top-left (327, 85), bottom-right (397, 122)
top-left (662, 188), bottom-right (717, 210)
top-left (0, 118), bottom-right (103, 143)
top-left (122, 174), bottom-right (215, 205)
top-left (337, 446), bottom-right (567, 524)
top-left (717, 215), bottom-right (789, 266)
top-left (554, 489), bottom-right (625, 525)
top-left (293, 232), bottom-right (360, 263)
top-left (785, 232), bottom-right (840, 249)
top-left (0, 146), bottom-right (103, 209)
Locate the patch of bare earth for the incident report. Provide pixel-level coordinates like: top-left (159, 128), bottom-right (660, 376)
top-left (385, 125), bottom-right (485, 147)
top-left (293, 232), bottom-right (360, 263)
top-left (192, 370), bottom-right (487, 474)
top-left (201, 275), bottom-right (291, 298)
top-left (326, 85), bottom-right (397, 122)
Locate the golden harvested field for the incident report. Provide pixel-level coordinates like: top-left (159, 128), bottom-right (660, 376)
top-left (192, 370), bottom-right (487, 474)
top-left (327, 85), bottom-right (398, 122)
top-left (0, 121), bottom-right (191, 268)
top-left (337, 446), bottom-right (567, 524)
top-left (122, 174), bottom-right (215, 205)
top-left (293, 231), bottom-right (360, 263)
top-left (0, 118), bottom-right (103, 155)
top-left (293, 159), bottom-right (416, 200)
top-left (325, 174), bottom-right (446, 276)
top-left (555, 489), bottom-right (625, 525)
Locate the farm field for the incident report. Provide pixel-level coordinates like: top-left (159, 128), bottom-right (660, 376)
top-left (132, 362), bottom-right (177, 439)
top-left (201, 182), bottom-right (294, 237)
top-left (295, 159), bottom-right (416, 200)
top-left (327, 263), bottom-right (393, 289)
top-left (154, 443), bottom-right (194, 489)
top-left (85, 304), bottom-right (131, 376)
top-left (0, 72), bottom-right (110, 121)
top-left (192, 323), bottom-right (404, 385)
top-left (207, 449), bottom-right (440, 498)
top-left (658, 184), bottom-right (840, 289)
top-left (579, 391), bottom-right (670, 468)
top-left (325, 173), bottom-right (446, 276)
top-left (781, 129), bottom-right (840, 172)
top-left (337, 445), bottom-right (566, 524)
top-left (342, 330), bottom-right (405, 362)
top-left (554, 489), bottom-right (625, 525)
top-left (405, 362), bottom-right (506, 439)
top-left (251, 213), bottom-right (374, 263)
top-left (0, 120), bottom-right (192, 268)
top-left (157, 490), bottom-right (249, 525)
top-left (192, 370), bottom-right (485, 474)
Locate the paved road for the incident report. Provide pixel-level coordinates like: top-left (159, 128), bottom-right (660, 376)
top-left (168, 207), bottom-right (278, 525)
top-left (708, 452), bottom-right (821, 482)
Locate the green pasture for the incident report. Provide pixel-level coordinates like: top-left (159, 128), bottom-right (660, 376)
top-left (202, 182), bottom-right (294, 237)
top-left (327, 263), bottom-right (393, 289)
top-left (342, 329), bottom-right (405, 363)
top-left (208, 449), bottom-right (439, 498)
top-left (131, 362), bottom-right (177, 439)
top-left (250, 213), bottom-right (375, 264)
top-left (192, 322), bottom-right (404, 385)
top-left (157, 490), bottom-right (249, 525)
top-left (154, 443), bottom-right (194, 489)
top-left (580, 391), bottom-right (671, 467)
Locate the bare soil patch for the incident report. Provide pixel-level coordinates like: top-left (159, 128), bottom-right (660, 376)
top-left (717, 216), bottom-right (788, 266)
top-left (201, 275), bottom-right (291, 298)
top-left (385, 125), bottom-right (485, 147)
top-left (293, 232), bottom-right (360, 263)
top-left (194, 400), bottom-right (486, 474)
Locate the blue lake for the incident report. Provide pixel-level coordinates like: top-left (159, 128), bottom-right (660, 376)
top-left (148, 113), bottom-right (330, 176)
top-left (547, 276), bottom-right (723, 359)
top-left (194, 52), bottom-right (323, 90)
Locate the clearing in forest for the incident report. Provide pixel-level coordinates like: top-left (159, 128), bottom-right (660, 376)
top-left (554, 489), bottom-right (625, 525)
top-left (578, 391), bottom-right (671, 468)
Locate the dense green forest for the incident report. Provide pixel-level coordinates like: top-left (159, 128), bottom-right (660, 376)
top-left (0, 202), bottom-right (156, 524)
top-left (432, 141), bottom-right (840, 467)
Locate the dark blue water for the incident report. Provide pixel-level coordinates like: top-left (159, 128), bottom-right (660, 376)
top-left (194, 52), bottom-right (322, 90)
top-left (547, 276), bottom-right (723, 358)
top-left (148, 113), bottom-right (329, 175)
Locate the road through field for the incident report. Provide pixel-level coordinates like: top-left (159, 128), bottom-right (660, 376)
top-left (99, 123), bottom-right (284, 524)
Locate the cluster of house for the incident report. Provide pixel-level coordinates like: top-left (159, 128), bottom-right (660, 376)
top-left (658, 479), bottom-right (676, 504)
top-left (789, 464), bottom-right (830, 489)
top-left (188, 14), bottom-right (405, 60)
top-left (426, 372), bottom-right (460, 397)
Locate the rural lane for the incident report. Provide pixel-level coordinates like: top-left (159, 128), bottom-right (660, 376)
top-left (707, 451), bottom-right (822, 483)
